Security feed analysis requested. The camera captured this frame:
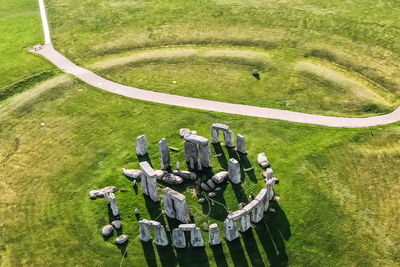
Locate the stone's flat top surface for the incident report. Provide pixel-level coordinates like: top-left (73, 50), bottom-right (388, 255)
top-left (209, 223), bottom-right (218, 229)
top-left (148, 220), bottom-right (161, 226)
top-left (212, 123), bottom-right (230, 130)
top-left (255, 188), bottom-right (268, 201)
top-left (163, 187), bottom-right (186, 201)
top-left (136, 134), bottom-right (146, 140)
top-left (228, 209), bottom-right (245, 220)
top-left (122, 168), bottom-right (141, 179)
top-left (183, 134), bottom-right (209, 145)
top-left (111, 220), bottom-right (121, 229)
top-left (229, 158), bottom-right (239, 164)
top-left (139, 161), bottom-right (156, 176)
top-left (102, 225), bottom-right (114, 236)
top-left (179, 224), bottom-right (196, 230)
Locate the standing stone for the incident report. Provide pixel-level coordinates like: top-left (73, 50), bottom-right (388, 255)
top-left (159, 138), bottom-right (170, 170)
top-left (172, 229), bottom-right (186, 248)
top-left (223, 130), bottom-right (234, 147)
top-left (163, 187), bottom-right (190, 223)
top-left (184, 141), bottom-right (198, 166)
top-left (256, 188), bottom-right (269, 212)
top-left (209, 223), bottom-right (221, 245)
top-left (257, 153), bottom-right (270, 168)
top-left (266, 178), bottom-right (275, 201)
top-left (136, 135), bottom-right (148, 156)
top-left (197, 160), bottom-right (202, 171)
top-left (108, 193), bottom-right (119, 216)
top-left (224, 218), bottom-right (239, 242)
top-left (239, 213), bottom-right (251, 232)
top-left (263, 168), bottom-right (274, 180)
top-left (139, 220), bottom-right (151, 242)
top-left (189, 158), bottom-right (195, 169)
top-left (228, 158), bottom-right (241, 184)
top-left (191, 227), bottom-right (204, 247)
top-left (236, 134), bottom-right (246, 154)
top-left (154, 225), bottom-right (169, 246)
top-left (198, 144), bottom-right (212, 168)
top-left (140, 161), bottom-right (159, 202)
top-left (211, 127), bottom-right (219, 144)
top-left (250, 200), bottom-right (264, 223)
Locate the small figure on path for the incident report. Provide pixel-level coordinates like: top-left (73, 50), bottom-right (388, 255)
top-left (252, 69), bottom-right (260, 80)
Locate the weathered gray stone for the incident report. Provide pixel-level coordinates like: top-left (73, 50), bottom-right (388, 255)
top-left (211, 171), bottom-right (229, 184)
top-left (239, 213), bottom-right (251, 232)
top-left (255, 188), bottom-right (269, 212)
top-left (89, 190), bottom-right (99, 199)
top-left (206, 179), bottom-right (216, 189)
top-left (136, 135), bottom-right (148, 156)
top-left (108, 193), bottom-right (119, 216)
top-left (140, 161), bottom-right (159, 202)
top-left (191, 227), bottom-right (204, 247)
top-left (197, 160), bottom-right (202, 171)
top-left (102, 225), bottom-right (114, 236)
top-left (236, 134), bottom-right (246, 154)
top-left (154, 225), bottom-right (169, 246)
top-left (249, 199), bottom-right (264, 223)
top-left (184, 134), bottom-right (209, 146)
top-left (139, 220), bottom-right (151, 242)
top-left (178, 224), bottom-right (196, 231)
top-left (201, 183), bottom-right (211, 191)
top-left (208, 192), bottom-right (216, 198)
top-left (135, 208), bottom-right (139, 215)
top-left (179, 128), bottom-right (191, 137)
top-left (215, 187), bottom-right (222, 192)
top-left (263, 168), bottom-right (274, 179)
top-left (173, 170), bottom-right (196, 180)
top-left (162, 173), bottom-right (183, 184)
top-left (172, 229), bottom-right (186, 248)
top-left (189, 158), bottom-right (195, 169)
top-left (244, 167), bottom-right (254, 172)
top-left (122, 168), bottom-right (142, 179)
top-left (209, 223), bottom-right (221, 245)
top-left (155, 170), bottom-right (166, 180)
top-left (228, 158), bottom-right (241, 184)
top-left (116, 235), bottom-right (128, 244)
top-left (224, 219), bottom-right (239, 242)
top-left (190, 130), bottom-right (198, 135)
top-left (158, 138), bottom-right (170, 170)
top-left (211, 123), bottom-right (230, 144)
top-left (111, 220), bottom-right (121, 229)
top-left (266, 178), bottom-right (275, 201)
top-left (184, 141), bottom-right (198, 165)
top-left (223, 130), bottom-right (234, 147)
top-left (228, 209), bottom-right (245, 221)
top-left (176, 161), bottom-right (180, 170)
top-left (198, 198), bottom-right (206, 204)
top-left (198, 144), bottom-right (212, 168)
top-left (163, 187), bottom-right (190, 223)
top-left (170, 147), bottom-right (180, 152)
top-left (90, 186), bottom-right (118, 199)
top-left (258, 153), bottom-right (270, 168)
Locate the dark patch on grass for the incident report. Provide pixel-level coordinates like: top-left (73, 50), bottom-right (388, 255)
top-left (211, 244), bottom-right (229, 267)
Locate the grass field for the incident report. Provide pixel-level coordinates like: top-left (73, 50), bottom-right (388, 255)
top-left (1, 0), bottom-right (400, 266)
top-left (0, 78), bottom-right (399, 266)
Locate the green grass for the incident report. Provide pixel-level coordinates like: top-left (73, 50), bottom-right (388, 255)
top-left (0, 78), bottom-right (399, 266)
top-left (0, 0), bottom-right (54, 90)
top-left (45, 0), bottom-right (400, 116)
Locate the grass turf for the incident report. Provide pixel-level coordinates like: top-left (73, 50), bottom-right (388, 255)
top-left (0, 78), bottom-right (399, 266)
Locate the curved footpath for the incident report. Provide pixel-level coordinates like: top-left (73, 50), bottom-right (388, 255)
top-left (33, 0), bottom-right (400, 128)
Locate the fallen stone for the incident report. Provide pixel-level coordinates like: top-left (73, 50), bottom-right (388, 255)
top-left (257, 153), bottom-right (270, 168)
top-left (214, 153), bottom-right (222, 157)
top-left (170, 147), bottom-right (180, 152)
top-left (89, 190), bottom-right (99, 199)
top-left (111, 220), bottom-right (121, 229)
top-left (206, 179), bottom-right (216, 189)
top-left (162, 173), bottom-right (184, 184)
top-left (173, 170), bottom-right (197, 180)
top-left (208, 192), bottom-right (216, 198)
top-left (122, 168), bottom-right (141, 179)
top-left (198, 198), bottom-right (206, 204)
top-left (179, 128), bottom-right (191, 137)
top-left (215, 187), bottom-right (222, 192)
top-left (244, 167), bottom-right (254, 172)
top-left (211, 171), bottom-right (229, 184)
top-left (201, 183), bottom-right (211, 191)
top-left (155, 170), bottom-right (166, 180)
top-left (102, 225), bottom-right (114, 236)
top-left (116, 235), bottom-right (128, 244)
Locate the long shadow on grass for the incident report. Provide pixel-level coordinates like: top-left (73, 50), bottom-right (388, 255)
top-left (144, 195), bottom-right (165, 224)
top-left (231, 183), bottom-right (248, 204)
top-left (176, 247), bottom-right (210, 267)
top-left (211, 244), bottom-right (229, 267)
top-left (157, 243), bottom-right (178, 267)
top-left (137, 153), bottom-right (153, 167)
top-left (254, 201), bottom-right (290, 267)
top-left (212, 143), bottom-right (228, 169)
top-left (226, 238), bottom-right (249, 267)
top-left (141, 241), bottom-right (157, 267)
top-left (241, 229), bottom-right (265, 267)
top-left (238, 152), bottom-right (257, 183)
